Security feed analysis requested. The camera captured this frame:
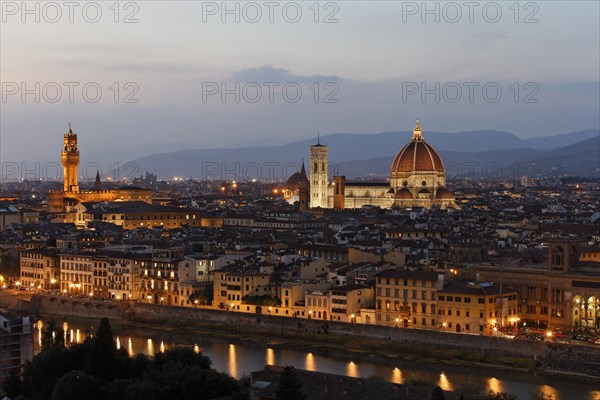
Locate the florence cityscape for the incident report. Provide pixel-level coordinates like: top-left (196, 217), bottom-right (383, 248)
top-left (0, 1), bottom-right (599, 400)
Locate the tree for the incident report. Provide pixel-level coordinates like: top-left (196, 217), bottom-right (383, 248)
top-left (84, 318), bottom-right (117, 381)
top-left (40, 320), bottom-right (64, 351)
top-left (22, 322), bottom-right (73, 400)
top-left (51, 370), bottom-right (106, 400)
top-left (487, 392), bottom-right (518, 400)
top-left (189, 285), bottom-right (213, 305)
top-left (529, 390), bottom-right (554, 400)
top-left (2, 373), bottom-right (23, 398)
top-left (431, 386), bottom-right (446, 400)
top-left (275, 366), bottom-right (305, 400)
top-left (269, 270), bottom-right (283, 285)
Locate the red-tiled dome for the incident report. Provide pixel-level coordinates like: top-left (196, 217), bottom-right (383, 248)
top-left (391, 141), bottom-right (444, 173)
top-left (285, 162), bottom-right (309, 188)
top-left (390, 120), bottom-right (444, 174)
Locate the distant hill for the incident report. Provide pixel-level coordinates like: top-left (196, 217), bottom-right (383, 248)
top-left (125, 129), bottom-right (599, 179)
top-left (336, 137), bottom-right (600, 179)
top-left (524, 129), bottom-right (600, 150)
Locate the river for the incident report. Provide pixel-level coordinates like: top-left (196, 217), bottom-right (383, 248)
top-left (33, 319), bottom-right (599, 400)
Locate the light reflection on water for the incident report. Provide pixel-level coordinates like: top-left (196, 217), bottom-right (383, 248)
top-left (488, 377), bottom-right (503, 394)
top-left (391, 367), bottom-right (402, 384)
top-left (305, 352), bottom-right (316, 371)
top-left (266, 348), bottom-right (275, 366)
top-left (346, 361), bottom-right (359, 378)
top-left (35, 321), bottom-right (600, 400)
top-left (228, 344), bottom-right (237, 378)
top-left (438, 372), bottom-right (453, 392)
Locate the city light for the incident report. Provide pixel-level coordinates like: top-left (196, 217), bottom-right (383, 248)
top-left (3, 6), bottom-right (598, 396)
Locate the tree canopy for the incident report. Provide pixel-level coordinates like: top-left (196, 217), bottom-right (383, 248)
top-left (7, 318), bottom-right (246, 400)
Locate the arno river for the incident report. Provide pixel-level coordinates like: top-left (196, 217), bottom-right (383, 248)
top-left (34, 319), bottom-right (599, 400)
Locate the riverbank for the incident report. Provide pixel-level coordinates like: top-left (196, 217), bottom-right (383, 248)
top-left (123, 313), bottom-right (541, 375)
top-left (17, 294), bottom-right (600, 384)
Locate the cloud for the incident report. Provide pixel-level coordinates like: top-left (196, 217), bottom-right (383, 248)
top-left (231, 65), bottom-right (345, 84)
top-left (53, 59), bottom-right (200, 74)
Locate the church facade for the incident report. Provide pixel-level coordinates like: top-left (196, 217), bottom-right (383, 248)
top-left (307, 120), bottom-right (459, 210)
top-left (48, 127), bottom-right (152, 212)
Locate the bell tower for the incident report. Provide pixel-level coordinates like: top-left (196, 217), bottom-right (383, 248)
top-left (548, 239), bottom-right (581, 272)
top-left (310, 133), bottom-right (328, 208)
top-left (62, 125), bottom-right (79, 193)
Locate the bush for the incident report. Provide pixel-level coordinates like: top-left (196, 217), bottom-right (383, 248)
top-left (431, 386), bottom-right (445, 400)
top-left (484, 392), bottom-right (518, 400)
top-left (530, 390), bottom-right (555, 400)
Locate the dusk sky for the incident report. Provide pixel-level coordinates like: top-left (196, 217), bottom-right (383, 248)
top-left (1, 1), bottom-right (599, 163)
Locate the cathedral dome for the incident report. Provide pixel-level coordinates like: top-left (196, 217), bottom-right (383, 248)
top-left (285, 162), bottom-right (309, 189)
top-left (390, 120), bottom-right (444, 174)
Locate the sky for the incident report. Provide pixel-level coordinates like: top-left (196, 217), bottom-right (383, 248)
top-left (1, 0), bottom-right (599, 165)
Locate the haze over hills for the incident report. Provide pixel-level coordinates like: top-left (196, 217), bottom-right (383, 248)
top-left (523, 129), bottom-right (599, 150)
top-left (119, 129), bottom-right (599, 180)
top-left (337, 136), bottom-right (600, 180)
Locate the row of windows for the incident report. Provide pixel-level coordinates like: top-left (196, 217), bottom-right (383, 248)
top-left (61, 262), bottom-right (92, 272)
top-left (377, 278), bottom-right (433, 287)
top-left (377, 288), bottom-right (435, 301)
top-left (20, 272), bottom-right (43, 279)
top-left (377, 301), bottom-right (435, 314)
top-left (438, 295), bottom-right (473, 303)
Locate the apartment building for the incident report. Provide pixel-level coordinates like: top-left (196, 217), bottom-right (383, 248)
top-left (375, 269), bottom-right (444, 329)
top-left (437, 283), bottom-right (518, 335)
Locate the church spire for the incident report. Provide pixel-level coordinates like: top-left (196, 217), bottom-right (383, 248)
top-left (95, 170), bottom-right (102, 191)
top-left (317, 131), bottom-right (320, 145)
top-left (412, 118), bottom-right (423, 141)
top-left (300, 159), bottom-right (307, 179)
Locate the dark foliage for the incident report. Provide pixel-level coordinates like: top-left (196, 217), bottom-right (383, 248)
top-left (51, 370), bottom-right (106, 400)
top-left (275, 365), bottom-right (305, 400)
top-left (19, 318), bottom-right (246, 400)
top-left (431, 386), bottom-right (446, 400)
top-left (2, 373), bottom-right (23, 398)
top-left (189, 284), bottom-right (213, 305)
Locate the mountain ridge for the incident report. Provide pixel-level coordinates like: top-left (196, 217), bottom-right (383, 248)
top-left (122, 129), bottom-right (599, 179)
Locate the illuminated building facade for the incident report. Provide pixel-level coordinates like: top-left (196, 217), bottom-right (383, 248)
top-left (48, 127), bottom-right (152, 212)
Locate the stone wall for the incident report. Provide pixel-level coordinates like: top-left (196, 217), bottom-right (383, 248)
top-left (20, 295), bottom-right (600, 378)
top-left (22, 295), bottom-right (128, 320)
top-left (543, 344), bottom-right (600, 377)
top-left (130, 302), bottom-right (545, 359)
